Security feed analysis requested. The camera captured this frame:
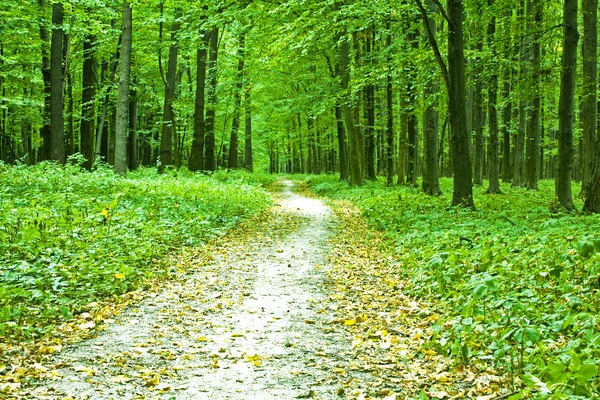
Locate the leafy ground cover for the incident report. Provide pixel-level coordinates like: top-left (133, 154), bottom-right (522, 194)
top-left (309, 175), bottom-right (600, 399)
top-left (0, 162), bottom-right (275, 343)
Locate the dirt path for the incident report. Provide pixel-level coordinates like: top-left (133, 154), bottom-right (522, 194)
top-left (27, 181), bottom-right (371, 400)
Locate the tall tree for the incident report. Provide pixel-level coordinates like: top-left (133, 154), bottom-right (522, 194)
top-left (114, 1), bottom-right (132, 175)
top-left (386, 21), bottom-right (395, 187)
top-left (38, 0), bottom-right (52, 162)
top-left (417, 0), bottom-right (473, 207)
top-left (204, 27), bottom-right (219, 171)
top-left (340, 34), bottom-right (363, 186)
top-left (556, 0), bottom-right (578, 210)
top-left (421, 0), bottom-right (441, 195)
top-left (81, 33), bottom-right (97, 170)
top-left (244, 83), bottom-right (253, 171)
top-left (189, 30), bottom-right (210, 172)
top-left (158, 8), bottom-right (181, 172)
top-left (486, 0), bottom-right (501, 194)
top-left (512, 0), bottom-right (527, 187)
top-left (581, 0), bottom-right (597, 196)
top-left (228, 31), bottom-right (246, 169)
top-left (50, 2), bottom-right (65, 163)
top-left (525, 0), bottom-right (541, 190)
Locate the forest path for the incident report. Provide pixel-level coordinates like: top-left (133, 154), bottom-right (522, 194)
top-left (27, 180), bottom-right (372, 400)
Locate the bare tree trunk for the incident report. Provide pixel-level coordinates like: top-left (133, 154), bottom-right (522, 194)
top-left (38, 0), bottom-right (52, 162)
top-left (525, 0), bottom-right (541, 190)
top-left (581, 0), bottom-right (597, 196)
top-left (81, 34), bottom-right (97, 170)
top-left (340, 36), bottom-right (363, 186)
top-left (228, 31), bottom-right (246, 169)
top-left (486, 0), bottom-right (501, 194)
top-left (386, 23), bottom-right (395, 187)
top-left (448, 0), bottom-right (474, 208)
top-left (556, 0), bottom-right (578, 210)
top-left (244, 84), bottom-right (253, 171)
top-left (50, 2), bottom-right (65, 163)
top-left (128, 88), bottom-right (138, 171)
top-left (158, 10), bottom-right (181, 172)
top-left (114, 1), bottom-right (132, 174)
top-left (204, 27), bottom-right (219, 171)
top-left (189, 30), bottom-right (209, 172)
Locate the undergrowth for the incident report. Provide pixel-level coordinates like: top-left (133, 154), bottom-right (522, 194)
top-left (0, 162), bottom-right (273, 342)
top-left (308, 175), bottom-right (600, 399)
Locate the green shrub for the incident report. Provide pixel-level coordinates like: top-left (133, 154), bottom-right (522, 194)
top-left (308, 175), bottom-right (600, 398)
top-left (0, 163), bottom-right (271, 340)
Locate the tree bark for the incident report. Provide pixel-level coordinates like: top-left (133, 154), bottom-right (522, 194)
top-left (204, 27), bottom-right (219, 171)
top-left (513, 0), bottom-right (527, 187)
top-left (38, 0), bottom-right (52, 162)
top-left (128, 88), bottom-right (138, 171)
top-left (340, 35), bottom-right (363, 186)
top-left (525, 0), bottom-right (541, 190)
top-left (158, 11), bottom-right (181, 172)
top-left (50, 2), bottom-right (65, 164)
top-left (556, 0), bottom-right (578, 210)
top-left (581, 0), bottom-right (597, 196)
top-left (189, 30), bottom-right (210, 172)
top-left (448, 0), bottom-right (474, 208)
top-left (486, 0), bottom-right (501, 194)
top-left (81, 34), bottom-right (97, 170)
top-left (114, 1), bottom-right (132, 175)
top-left (386, 23), bottom-right (394, 187)
top-left (244, 84), bottom-right (253, 171)
top-left (364, 31), bottom-right (376, 181)
top-left (228, 31), bottom-right (246, 169)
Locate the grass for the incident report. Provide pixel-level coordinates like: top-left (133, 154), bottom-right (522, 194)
top-left (307, 174), bottom-right (600, 399)
top-left (0, 162), bottom-right (274, 342)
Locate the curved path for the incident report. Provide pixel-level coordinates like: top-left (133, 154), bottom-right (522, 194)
top-left (28, 181), bottom-right (370, 399)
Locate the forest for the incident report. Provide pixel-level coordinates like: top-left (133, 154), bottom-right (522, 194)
top-left (1, 0), bottom-right (600, 398)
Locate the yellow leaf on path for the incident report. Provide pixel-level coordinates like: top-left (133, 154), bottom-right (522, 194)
top-left (79, 321), bottom-right (96, 330)
top-left (73, 365), bottom-right (96, 376)
top-left (109, 375), bottom-right (132, 384)
top-left (114, 273), bottom-right (125, 279)
top-left (245, 354), bottom-right (262, 366)
top-left (143, 374), bottom-right (160, 387)
top-left (344, 319), bottom-right (356, 326)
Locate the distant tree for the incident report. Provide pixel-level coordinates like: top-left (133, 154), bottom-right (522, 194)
top-left (114, 1), bottom-right (132, 175)
top-left (50, 2), bottom-right (65, 164)
top-left (556, 0), bottom-right (578, 210)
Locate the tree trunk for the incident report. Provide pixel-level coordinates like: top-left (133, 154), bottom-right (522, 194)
top-left (556, 0), bottom-right (578, 210)
top-left (581, 0), bottom-right (597, 196)
top-left (244, 84), bottom-right (253, 171)
top-left (128, 88), bottom-right (138, 171)
top-left (500, 10), bottom-right (512, 182)
top-left (525, 0), bottom-right (541, 190)
top-left (158, 11), bottom-right (180, 172)
top-left (81, 34), bottom-right (97, 170)
top-left (50, 2), bottom-right (65, 164)
top-left (38, 0), bottom-right (52, 162)
top-left (189, 30), bottom-right (209, 172)
top-left (513, 0), bottom-right (527, 187)
top-left (386, 24), bottom-right (395, 187)
top-left (448, 0), bottom-right (474, 208)
top-left (473, 40), bottom-right (484, 186)
top-left (340, 36), bottom-right (363, 186)
top-left (486, 1), bottom-right (501, 194)
top-left (204, 27), bottom-right (219, 171)
top-left (114, 1), bottom-right (132, 174)
top-left (364, 31), bottom-right (376, 180)
top-left (95, 26), bottom-right (121, 160)
top-left (228, 32), bottom-right (246, 169)
top-left (335, 104), bottom-right (348, 181)
top-left (406, 30), bottom-right (418, 187)
top-left (398, 91), bottom-right (408, 185)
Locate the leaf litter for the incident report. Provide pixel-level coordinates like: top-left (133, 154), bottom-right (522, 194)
top-left (2, 181), bottom-right (506, 399)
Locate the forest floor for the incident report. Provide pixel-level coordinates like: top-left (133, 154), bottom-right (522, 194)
top-left (8, 180), bottom-right (478, 400)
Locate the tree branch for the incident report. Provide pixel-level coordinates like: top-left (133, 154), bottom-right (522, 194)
top-left (431, 0), bottom-right (450, 24)
top-left (414, 0), bottom-right (449, 90)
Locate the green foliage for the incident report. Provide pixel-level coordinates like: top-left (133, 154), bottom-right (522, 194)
top-left (0, 163), bottom-right (271, 340)
top-left (309, 175), bottom-right (600, 398)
